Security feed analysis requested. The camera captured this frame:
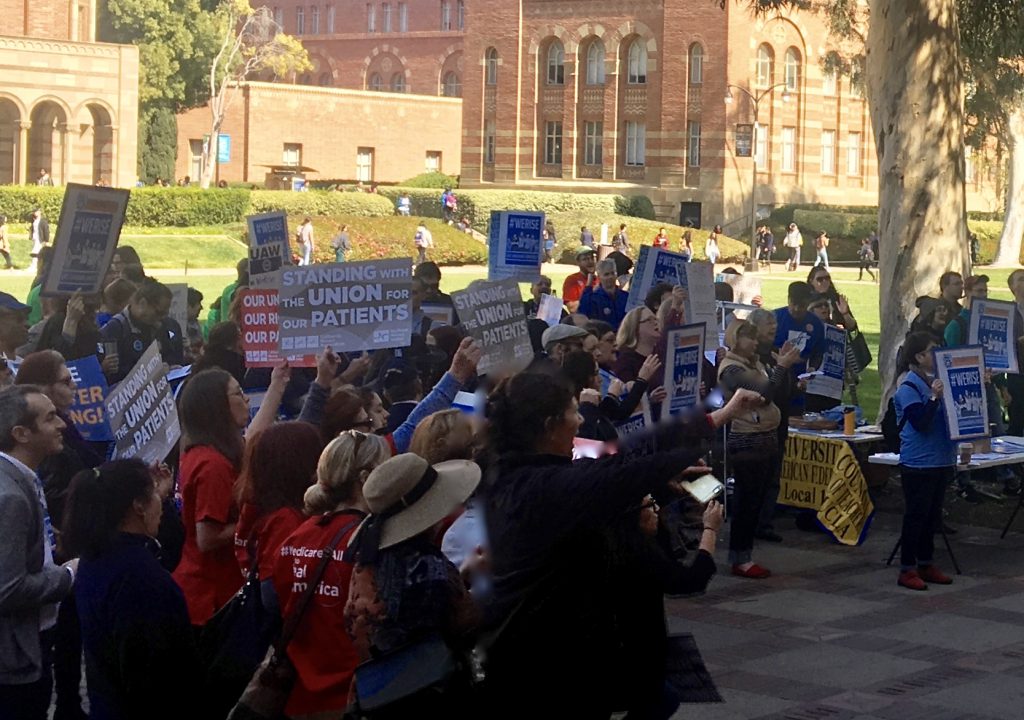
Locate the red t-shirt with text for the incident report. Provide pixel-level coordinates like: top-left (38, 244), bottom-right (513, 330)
top-left (234, 504), bottom-right (307, 581)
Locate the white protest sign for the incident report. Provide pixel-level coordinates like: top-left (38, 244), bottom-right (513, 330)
top-left (718, 274), bottom-right (762, 319)
top-left (682, 262), bottom-right (717, 333)
top-left (43, 184), bottom-right (130, 296)
top-left (166, 283), bottom-right (189, 335)
top-left (105, 341), bottom-right (180, 465)
top-left (451, 279), bottom-right (533, 375)
top-left (277, 259), bottom-right (413, 354)
top-left (247, 212), bottom-right (292, 289)
top-left (537, 294), bottom-right (565, 327)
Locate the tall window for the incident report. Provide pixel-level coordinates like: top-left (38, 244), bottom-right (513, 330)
top-left (547, 41), bottom-right (565, 85)
top-left (273, 6), bottom-right (283, 26)
top-left (965, 145), bottom-right (976, 183)
top-left (782, 127), bottom-right (796, 172)
top-left (850, 59), bottom-right (864, 98)
top-left (585, 41), bottom-right (605, 85)
top-left (311, 5), bottom-right (319, 33)
top-left (356, 147), bottom-right (374, 182)
top-left (283, 143), bottom-right (302, 166)
top-left (367, 3), bottom-right (375, 31)
top-left (820, 130), bottom-right (836, 174)
top-left (296, 6), bottom-right (304, 34)
top-left (756, 44), bottom-right (773, 87)
top-left (754, 125), bottom-right (767, 167)
top-left (822, 69), bottom-right (836, 96)
top-left (584, 121), bottom-right (603, 165)
top-left (544, 121), bottom-right (563, 164)
top-left (327, 5), bottom-right (335, 32)
top-left (484, 48), bottom-right (499, 85)
top-left (689, 43), bottom-right (704, 84)
top-left (441, 0), bottom-right (451, 30)
top-left (368, 72), bottom-right (383, 91)
top-left (457, 0), bottom-right (464, 30)
top-left (391, 72), bottom-right (406, 92)
top-left (626, 122), bottom-right (646, 166)
top-left (688, 121), bottom-right (701, 167)
top-left (847, 132), bottom-right (861, 175)
top-left (627, 40), bottom-right (647, 84)
top-left (399, 3), bottom-right (407, 31)
top-left (382, 3), bottom-right (391, 31)
top-left (442, 72), bottom-right (461, 97)
top-left (784, 48), bottom-right (801, 92)
top-left (485, 119), bottom-right (496, 164)
top-left (426, 151), bottom-right (442, 172)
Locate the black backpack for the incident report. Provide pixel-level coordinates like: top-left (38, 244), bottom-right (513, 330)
top-left (880, 380), bottom-right (918, 453)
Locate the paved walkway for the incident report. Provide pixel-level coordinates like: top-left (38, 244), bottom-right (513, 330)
top-left (668, 508), bottom-right (1024, 719)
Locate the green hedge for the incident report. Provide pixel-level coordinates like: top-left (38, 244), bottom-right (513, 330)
top-left (0, 187), bottom-right (65, 223)
top-left (124, 187), bottom-right (251, 226)
top-left (248, 190), bottom-right (395, 218)
top-left (399, 172), bottom-right (460, 189)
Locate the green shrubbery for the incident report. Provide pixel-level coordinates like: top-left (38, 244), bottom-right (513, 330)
top-left (125, 187), bottom-right (251, 226)
top-left (399, 172), bottom-right (460, 189)
top-left (0, 187), bottom-right (64, 223)
top-left (249, 190), bottom-right (395, 218)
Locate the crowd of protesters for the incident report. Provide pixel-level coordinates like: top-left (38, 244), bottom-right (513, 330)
top-left (0, 225), bottom-right (999, 720)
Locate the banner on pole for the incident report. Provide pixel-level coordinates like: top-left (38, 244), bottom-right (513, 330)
top-left (451, 279), bottom-right (532, 375)
top-left (43, 184), bottom-right (129, 296)
top-left (105, 342), bottom-right (180, 465)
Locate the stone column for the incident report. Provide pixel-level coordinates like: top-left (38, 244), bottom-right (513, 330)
top-left (108, 125), bottom-right (119, 186)
top-left (58, 122), bottom-right (71, 185)
top-left (17, 121), bottom-right (30, 185)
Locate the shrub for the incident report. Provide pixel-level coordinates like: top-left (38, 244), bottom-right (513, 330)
top-left (125, 187), bottom-right (251, 226)
top-left (248, 190), bottom-right (394, 217)
top-left (400, 172), bottom-right (460, 189)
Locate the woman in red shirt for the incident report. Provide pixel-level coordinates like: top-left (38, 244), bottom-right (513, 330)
top-left (173, 364), bottom-right (290, 626)
top-left (271, 430), bottom-right (392, 718)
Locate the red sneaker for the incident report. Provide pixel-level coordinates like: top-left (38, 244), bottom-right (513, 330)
top-left (732, 563), bottom-right (772, 579)
top-left (898, 569), bottom-right (928, 591)
top-left (918, 565), bottom-right (953, 585)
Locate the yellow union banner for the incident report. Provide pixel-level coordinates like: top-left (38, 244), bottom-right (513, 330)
top-left (779, 434), bottom-right (875, 545)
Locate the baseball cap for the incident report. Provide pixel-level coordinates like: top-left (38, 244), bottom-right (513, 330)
top-left (542, 324), bottom-right (588, 352)
top-left (574, 246), bottom-right (596, 260)
top-left (964, 274), bottom-right (989, 292)
top-left (0, 292), bottom-right (30, 312)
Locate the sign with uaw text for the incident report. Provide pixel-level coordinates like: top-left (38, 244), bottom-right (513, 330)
top-left (277, 259), bottom-right (413, 354)
top-left (247, 212), bottom-right (292, 289)
top-left (452, 279), bottom-right (532, 375)
top-left (780, 433), bottom-right (874, 545)
top-left (488, 210), bottom-right (545, 281)
top-left (238, 289), bottom-right (316, 368)
top-left (934, 345), bottom-right (989, 441)
top-left (65, 355), bottom-right (113, 442)
top-left (968, 299), bottom-right (1018, 373)
top-left (105, 342), bottom-right (180, 465)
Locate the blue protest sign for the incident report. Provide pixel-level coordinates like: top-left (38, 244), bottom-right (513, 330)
top-left (662, 323), bottom-right (706, 421)
top-left (487, 210), bottom-right (545, 281)
top-left (247, 212), bottom-right (291, 288)
top-left (934, 345), bottom-right (988, 440)
top-left (968, 299), bottom-right (1018, 373)
top-left (806, 324), bottom-right (846, 400)
top-left (65, 356), bottom-right (113, 442)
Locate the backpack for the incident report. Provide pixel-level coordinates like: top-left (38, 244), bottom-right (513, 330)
top-left (880, 380), bottom-right (918, 453)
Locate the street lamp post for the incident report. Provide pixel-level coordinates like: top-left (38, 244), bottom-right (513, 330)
top-left (725, 82), bottom-right (791, 272)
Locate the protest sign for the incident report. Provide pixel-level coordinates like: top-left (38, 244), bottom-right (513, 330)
top-left (42, 184), bottom-right (129, 296)
top-left (277, 259), bottom-right (413, 354)
top-left (806, 324), bottom-right (846, 400)
top-left (421, 303), bottom-right (455, 328)
top-left (247, 212), bottom-right (291, 288)
top-left (968, 299), bottom-right (1018, 373)
top-left (934, 345), bottom-right (989, 440)
top-left (779, 434), bottom-right (874, 545)
top-left (615, 394), bottom-right (653, 439)
top-left (106, 342), bottom-right (180, 465)
top-left (65, 355), bottom-right (113, 442)
top-left (536, 294), bottom-right (565, 327)
top-left (718, 273), bottom-right (762, 319)
top-left (239, 289), bottom-right (316, 367)
top-left (451, 279), bottom-right (532, 375)
top-left (662, 324), bottom-right (706, 421)
top-left (166, 283), bottom-right (189, 335)
top-left (626, 246), bottom-right (689, 311)
top-left (488, 211), bottom-right (545, 281)
top-left (681, 262), bottom-right (717, 332)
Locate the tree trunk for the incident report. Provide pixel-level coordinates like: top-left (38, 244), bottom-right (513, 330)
top-left (199, 116), bottom-right (220, 190)
top-left (993, 104), bottom-right (1024, 267)
top-left (868, 0), bottom-right (969, 417)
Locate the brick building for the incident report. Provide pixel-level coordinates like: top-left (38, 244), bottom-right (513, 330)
top-left (174, 82), bottom-right (461, 185)
top-left (0, 0), bottom-right (139, 187)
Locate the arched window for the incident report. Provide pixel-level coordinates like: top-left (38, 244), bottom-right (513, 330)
top-left (586, 40), bottom-right (605, 85)
top-left (369, 72), bottom-right (384, 91)
top-left (756, 43), bottom-right (773, 87)
top-left (627, 39), bottom-right (647, 84)
top-left (784, 47), bottom-right (801, 91)
top-left (442, 71), bottom-right (461, 96)
top-left (689, 43), bottom-right (704, 84)
top-left (391, 72), bottom-right (406, 92)
top-left (485, 47), bottom-right (498, 86)
top-left (546, 40), bottom-right (564, 85)
top-left (318, 71), bottom-right (332, 86)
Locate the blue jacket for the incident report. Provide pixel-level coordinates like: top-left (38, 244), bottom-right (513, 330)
top-left (579, 286), bottom-right (629, 330)
top-left (895, 371), bottom-right (957, 468)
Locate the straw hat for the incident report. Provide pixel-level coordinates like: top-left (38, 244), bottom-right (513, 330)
top-left (352, 453), bottom-right (481, 552)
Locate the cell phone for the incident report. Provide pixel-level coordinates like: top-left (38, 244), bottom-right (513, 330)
top-left (681, 473), bottom-right (724, 504)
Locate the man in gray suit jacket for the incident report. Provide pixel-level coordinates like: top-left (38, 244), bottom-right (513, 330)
top-left (0, 385), bottom-right (76, 720)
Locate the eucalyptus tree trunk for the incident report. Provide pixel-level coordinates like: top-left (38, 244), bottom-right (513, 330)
top-left (993, 104), bottom-right (1024, 266)
top-left (868, 0), bottom-right (969, 414)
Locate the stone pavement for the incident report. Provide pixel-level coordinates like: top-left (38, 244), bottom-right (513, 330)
top-left (667, 507), bottom-right (1024, 720)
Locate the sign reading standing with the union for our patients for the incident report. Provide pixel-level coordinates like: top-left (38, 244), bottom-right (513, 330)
top-left (42, 184), bottom-right (130, 296)
top-left (105, 342), bottom-right (181, 465)
top-left (247, 212), bottom-right (292, 289)
top-left (488, 210), bottom-right (545, 281)
top-left (968, 298), bottom-right (1018, 373)
top-left (451, 279), bottom-right (533, 375)
top-left (277, 259), bottom-right (413, 355)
